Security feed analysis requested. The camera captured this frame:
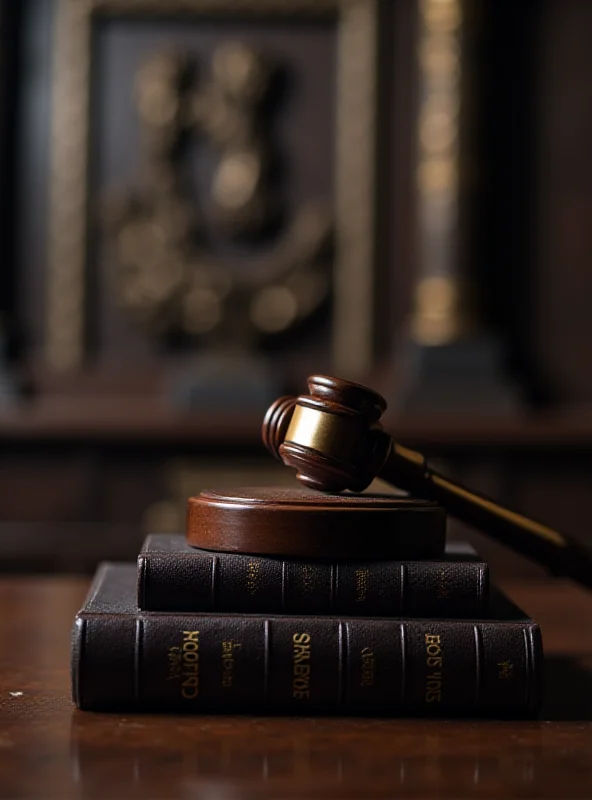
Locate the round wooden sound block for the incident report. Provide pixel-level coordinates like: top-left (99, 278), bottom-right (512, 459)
top-left (186, 487), bottom-right (446, 559)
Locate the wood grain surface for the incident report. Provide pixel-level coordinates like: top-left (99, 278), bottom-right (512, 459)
top-left (1, 576), bottom-right (592, 797)
top-left (186, 487), bottom-right (446, 558)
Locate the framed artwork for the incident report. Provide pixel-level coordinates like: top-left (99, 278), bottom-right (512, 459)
top-left (47, 0), bottom-right (381, 379)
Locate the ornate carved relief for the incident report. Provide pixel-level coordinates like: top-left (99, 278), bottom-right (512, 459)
top-left (47, 1), bottom-right (380, 375)
top-left (106, 43), bottom-right (331, 347)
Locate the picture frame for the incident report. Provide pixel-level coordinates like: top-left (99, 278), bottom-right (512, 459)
top-left (47, 0), bottom-right (380, 377)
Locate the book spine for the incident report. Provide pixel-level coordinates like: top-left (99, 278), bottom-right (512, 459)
top-left (72, 613), bottom-right (542, 716)
top-left (138, 552), bottom-right (489, 618)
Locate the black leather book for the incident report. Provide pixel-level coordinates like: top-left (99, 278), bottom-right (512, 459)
top-left (72, 563), bottom-right (543, 717)
top-left (138, 535), bottom-right (489, 618)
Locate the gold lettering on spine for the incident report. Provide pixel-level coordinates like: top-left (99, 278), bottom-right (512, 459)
top-left (425, 633), bottom-right (443, 703)
top-left (355, 569), bottom-right (369, 603)
top-left (360, 646), bottom-right (375, 687)
top-left (166, 646), bottom-right (182, 681)
top-left (292, 632), bottom-right (311, 699)
top-left (497, 660), bottom-right (514, 680)
top-left (181, 630), bottom-right (200, 700)
top-left (300, 565), bottom-right (314, 595)
top-left (221, 640), bottom-right (242, 688)
top-left (436, 568), bottom-right (449, 598)
top-left (245, 561), bottom-right (261, 596)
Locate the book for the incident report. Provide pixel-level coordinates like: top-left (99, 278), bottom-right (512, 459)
top-left (138, 535), bottom-right (489, 618)
top-left (72, 563), bottom-right (543, 717)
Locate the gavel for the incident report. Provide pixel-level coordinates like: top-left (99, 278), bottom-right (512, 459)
top-left (262, 374), bottom-right (592, 591)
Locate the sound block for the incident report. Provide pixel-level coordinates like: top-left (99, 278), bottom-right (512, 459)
top-left (186, 487), bottom-right (446, 559)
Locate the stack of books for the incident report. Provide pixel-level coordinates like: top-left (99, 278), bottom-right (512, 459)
top-left (71, 495), bottom-right (543, 717)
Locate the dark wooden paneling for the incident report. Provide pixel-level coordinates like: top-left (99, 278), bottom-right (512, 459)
top-left (0, 0), bottom-right (20, 320)
top-left (0, 452), bottom-right (100, 522)
top-left (1, 412), bottom-right (592, 573)
top-left (386, 0), bottom-right (419, 352)
top-left (16, 0), bottom-right (53, 355)
top-left (476, 0), bottom-right (544, 403)
top-left (535, 0), bottom-right (592, 403)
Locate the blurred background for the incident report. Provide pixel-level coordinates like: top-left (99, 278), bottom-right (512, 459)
top-left (0, 0), bottom-right (591, 578)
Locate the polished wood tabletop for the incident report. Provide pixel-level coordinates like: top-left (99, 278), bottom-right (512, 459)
top-left (2, 575), bottom-right (592, 799)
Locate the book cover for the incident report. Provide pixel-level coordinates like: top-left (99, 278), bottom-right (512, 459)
top-left (138, 535), bottom-right (489, 618)
top-left (72, 563), bottom-right (543, 717)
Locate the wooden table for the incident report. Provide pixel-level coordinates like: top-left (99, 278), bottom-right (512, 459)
top-left (2, 577), bottom-right (592, 799)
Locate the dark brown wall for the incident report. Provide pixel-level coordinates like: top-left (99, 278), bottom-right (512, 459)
top-left (0, 1), bottom-right (20, 320)
top-left (2, 0), bottom-right (592, 572)
top-left (534, 0), bottom-right (592, 403)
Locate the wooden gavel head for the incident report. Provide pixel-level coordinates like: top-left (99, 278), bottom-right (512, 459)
top-left (263, 376), bottom-right (590, 593)
top-left (262, 375), bottom-right (392, 492)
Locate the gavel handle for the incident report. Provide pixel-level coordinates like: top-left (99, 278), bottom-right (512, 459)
top-left (381, 443), bottom-right (592, 591)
